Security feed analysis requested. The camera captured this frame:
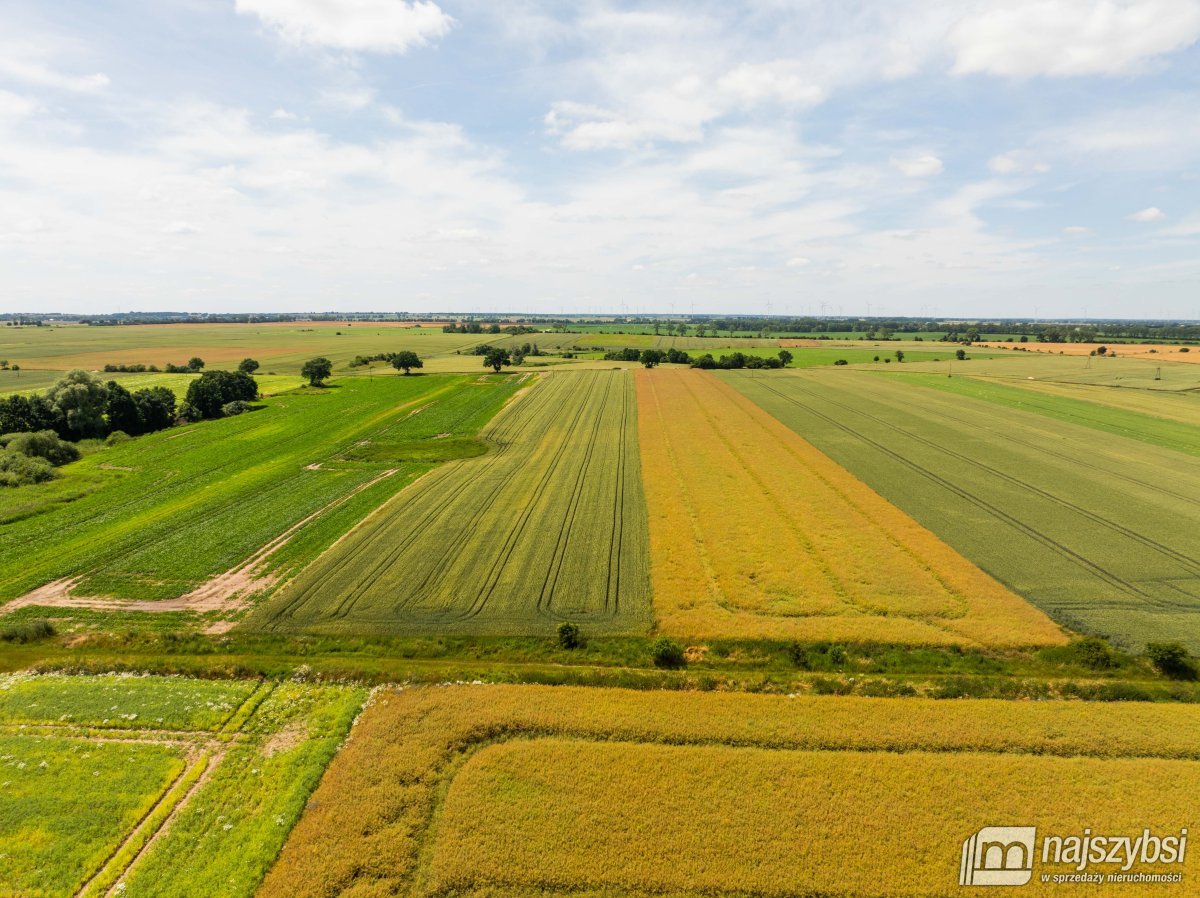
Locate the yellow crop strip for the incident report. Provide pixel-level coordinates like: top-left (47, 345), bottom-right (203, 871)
top-left (636, 368), bottom-right (1066, 646)
top-left (432, 738), bottom-right (1197, 897)
top-left (261, 685), bottom-right (1200, 898)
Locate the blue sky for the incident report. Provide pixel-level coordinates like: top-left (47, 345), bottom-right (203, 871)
top-left (1, 1), bottom-right (1198, 318)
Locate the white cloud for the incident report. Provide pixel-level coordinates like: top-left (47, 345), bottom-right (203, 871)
top-left (1128, 206), bottom-right (1166, 221)
top-left (950, 0), bottom-right (1200, 77)
top-left (786, 256), bottom-right (812, 267)
top-left (162, 221), bottom-right (201, 235)
top-left (1063, 225), bottom-right (1091, 234)
top-left (891, 154), bottom-right (944, 177)
top-left (236, 0), bottom-right (453, 53)
top-left (0, 55), bottom-right (109, 93)
top-left (988, 151), bottom-right (1050, 174)
top-left (269, 108), bottom-right (297, 120)
top-left (717, 62), bottom-right (825, 107)
top-left (0, 89), bottom-right (37, 119)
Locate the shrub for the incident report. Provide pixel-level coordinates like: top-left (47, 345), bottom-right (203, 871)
top-left (1146, 642), bottom-right (1198, 680)
top-left (0, 452), bottom-right (56, 486)
top-left (0, 618), bottom-right (56, 642)
top-left (557, 622), bottom-right (582, 650)
top-left (650, 636), bottom-right (685, 669)
top-left (177, 402), bottom-right (201, 423)
top-left (222, 400), bottom-right (252, 417)
top-left (105, 430), bottom-right (131, 446)
top-left (833, 359), bottom-right (848, 366)
top-left (186, 370), bottom-right (258, 418)
top-left (6, 430), bottom-right (80, 466)
top-left (1072, 635), bottom-right (1118, 670)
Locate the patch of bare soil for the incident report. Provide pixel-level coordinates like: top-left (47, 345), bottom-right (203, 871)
top-left (262, 722), bottom-right (307, 758)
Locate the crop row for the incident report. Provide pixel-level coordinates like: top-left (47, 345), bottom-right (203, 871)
top-left (254, 370), bottom-right (652, 635)
top-left (261, 683), bottom-right (1200, 898)
top-left (726, 369), bottom-right (1200, 650)
top-left (636, 368), bottom-right (1064, 646)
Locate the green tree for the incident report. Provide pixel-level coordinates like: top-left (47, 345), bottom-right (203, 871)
top-left (391, 351), bottom-right (423, 375)
top-left (104, 381), bottom-right (141, 434)
top-left (238, 358), bottom-right (260, 374)
top-left (300, 357), bottom-right (333, 386)
top-left (186, 370), bottom-right (258, 418)
top-left (47, 370), bottom-right (109, 439)
top-left (483, 347), bottom-right (511, 373)
top-left (132, 386), bottom-right (176, 433)
top-left (955, 349), bottom-right (967, 360)
top-left (639, 349), bottom-right (665, 368)
top-left (187, 357), bottom-right (206, 371)
top-left (778, 349), bottom-right (793, 367)
top-left (894, 349), bottom-right (905, 363)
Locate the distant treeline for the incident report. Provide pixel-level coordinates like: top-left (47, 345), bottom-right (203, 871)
top-left (603, 348), bottom-right (792, 369)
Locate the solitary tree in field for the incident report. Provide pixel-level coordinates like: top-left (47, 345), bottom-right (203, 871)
top-left (301, 357), bottom-right (333, 386)
top-left (391, 351), bottom-right (423, 375)
top-left (238, 358), bottom-right (260, 374)
top-left (639, 349), bottom-right (665, 368)
top-left (483, 347), bottom-right (511, 373)
top-left (894, 349), bottom-right (905, 363)
top-left (187, 357), bottom-right (205, 371)
top-left (955, 349), bottom-right (967, 360)
top-left (778, 349), bottom-right (793, 367)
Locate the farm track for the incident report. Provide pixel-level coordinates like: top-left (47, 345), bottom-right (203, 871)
top-left (253, 370), bottom-right (652, 635)
top-left (0, 375), bottom-right (521, 604)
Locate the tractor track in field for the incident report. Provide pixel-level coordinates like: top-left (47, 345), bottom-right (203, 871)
top-left (3, 469), bottom-right (401, 622)
top-left (786, 378), bottom-right (1200, 591)
top-left (274, 375), bottom-right (545, 623)
top-left (748, 379), bottom-right (1172, 608)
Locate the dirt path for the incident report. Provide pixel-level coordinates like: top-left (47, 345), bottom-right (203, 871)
top-left (2, 468), bottom-right (399, 621)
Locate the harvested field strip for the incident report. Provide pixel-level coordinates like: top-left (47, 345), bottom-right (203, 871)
top-left (432, 738), bottom-right (1197, 898)
top-left (635, 368), bottom-right (1064, 646)
top-left (0, 375), bottom-right (520, 603)
top-left (261, 684), bottom-right (1200, 898)
top-left (726, 370), bottom-right (1200, 650)
top-left (253, 370), bottom-right (651, 635)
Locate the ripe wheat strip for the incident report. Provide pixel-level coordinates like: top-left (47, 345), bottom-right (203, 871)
top-left (636, 368), bottom-right (1065, 646)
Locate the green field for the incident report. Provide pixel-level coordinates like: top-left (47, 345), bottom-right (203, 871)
top-left (0, 673), bottom-right (365, 898)
top-left (726, 369), bottom-right (1200, 650)
top-left (254, 370), bottom-right (651, 635)
top-left (0, 374), bottom-right (520, 604)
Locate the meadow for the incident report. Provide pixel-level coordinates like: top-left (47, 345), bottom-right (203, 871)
top-left (0, 322), bottom-right (486, 376)
top-left (254, 370), bottom-right (652, 635)
top-left (727, 368), bottom-right (1200, 650)
top-left (636, 368), bottom-right (1064, 646)
top-left (262, 683), bottom-right (1200, 898)
top-left (0, 672), bottom-right (366, 898)
top-left (0, 373), bottom-right (521, 607)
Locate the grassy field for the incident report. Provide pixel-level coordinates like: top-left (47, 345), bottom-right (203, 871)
top-left (261, 683), bottom-right (1200, 898)
top-left (636, 368), bottom-right (1064, 646)
top-left (0, 373), bottom-right (520, 604)
top-left (727, 368), bottom-right (1200, 650)
top-left (0, 322), bottom-right (490, 374)
top-left (0, 673), bottom-right (366, 898)
top-left (253, 370), bottom-right (651, 635)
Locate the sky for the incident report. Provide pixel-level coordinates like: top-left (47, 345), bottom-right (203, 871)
top-left (1, 1), bottom-right (1199, 318)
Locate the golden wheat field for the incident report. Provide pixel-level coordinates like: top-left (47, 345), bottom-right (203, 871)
top-left (260, 685), bottom-right (1200, 898)
top-left (635, 368), bottom-right (1066, 646)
